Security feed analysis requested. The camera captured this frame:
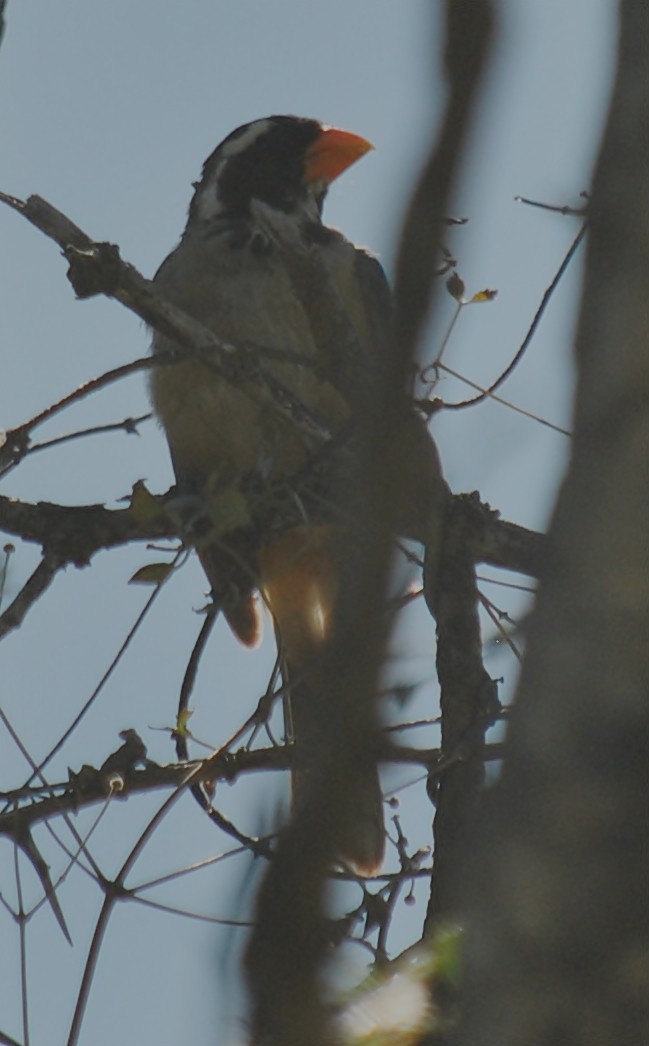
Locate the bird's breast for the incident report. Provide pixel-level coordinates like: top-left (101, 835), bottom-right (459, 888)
top-left (149, 232), bottom-right (351, 487)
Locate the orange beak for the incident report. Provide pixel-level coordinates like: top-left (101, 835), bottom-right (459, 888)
top-left (304, 126), bottom-right (374, 186)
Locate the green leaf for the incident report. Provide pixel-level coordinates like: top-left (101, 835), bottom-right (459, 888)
top-left (129, 562), bottom-right (174, 585)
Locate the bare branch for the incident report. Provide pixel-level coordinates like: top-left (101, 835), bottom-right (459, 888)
top-left (0, 192), bottom-right (337, 449)
top-left (0, 552), bottom-right (63, 639)
top-left (0, 357), bottom-right (155, 476)
top-left (0, 746), bottom-right (289, 840)
top-left (0, 493), bottom-right (172, 567)
top-left (441, 221), bottom-right (588, 410)
top-left (424, 497), bottom-right (501, 930)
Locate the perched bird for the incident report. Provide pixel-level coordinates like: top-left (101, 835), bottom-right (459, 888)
top-left (150, 115), bottom-right (447, 872)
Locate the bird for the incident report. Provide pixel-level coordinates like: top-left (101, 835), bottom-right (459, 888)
top-left (149, 115), bottom-right (447, 872)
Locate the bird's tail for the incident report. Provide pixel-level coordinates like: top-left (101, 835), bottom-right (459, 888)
top-left (198, 543), bottom-right (261, 647)
top-left (259, 525), bottom-right (385, 874)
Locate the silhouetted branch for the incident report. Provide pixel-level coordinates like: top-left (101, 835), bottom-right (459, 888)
top-left (245, 4), bottom-right (497, 1044)
top-left (0, 192), bottom-right (340, 449)
top-left (0, 738), bottom-right (507, 843)
top-left (459, 4), bottom-right (649, 1042)
top-left (424, 497), bottom-right (501, 929)
top-left (0, 488), bottom-right (544, 642)
top-left (0, 552), bottom-right (63, 639)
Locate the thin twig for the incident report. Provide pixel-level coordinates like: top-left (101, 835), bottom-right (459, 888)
top-left (22, 554), bottom-right (181, 787)
top-left (478, 590), bottom-right (522, 661)
top-left (0, 357), bottom-right (155, 476)
top-left (130, 894), bottom-right (253, 927)
top-left (66, 754), bottom-right (212, 1046)
top-left (442, 221), bottom-right (588, 410)
top-left (432, 361), bottom-right (572, 435)
top-left (26, 413), bottom-right (152, 459)
top-left (13, 841), bottom-right (30, 1046)
top-left (515, 193), bottom-right (588, 216)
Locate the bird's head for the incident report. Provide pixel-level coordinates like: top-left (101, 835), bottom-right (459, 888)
top-left (187, 115), bottom-right (373, 229)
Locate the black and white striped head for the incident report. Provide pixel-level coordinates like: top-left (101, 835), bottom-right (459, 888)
top-left (187, 115), bottom-right (372, 228)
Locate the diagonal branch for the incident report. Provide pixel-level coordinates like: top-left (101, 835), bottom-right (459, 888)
top-left (0, 552), bottom-right (63, 639)
top-left (0, 192), bottom-right (336, 449)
